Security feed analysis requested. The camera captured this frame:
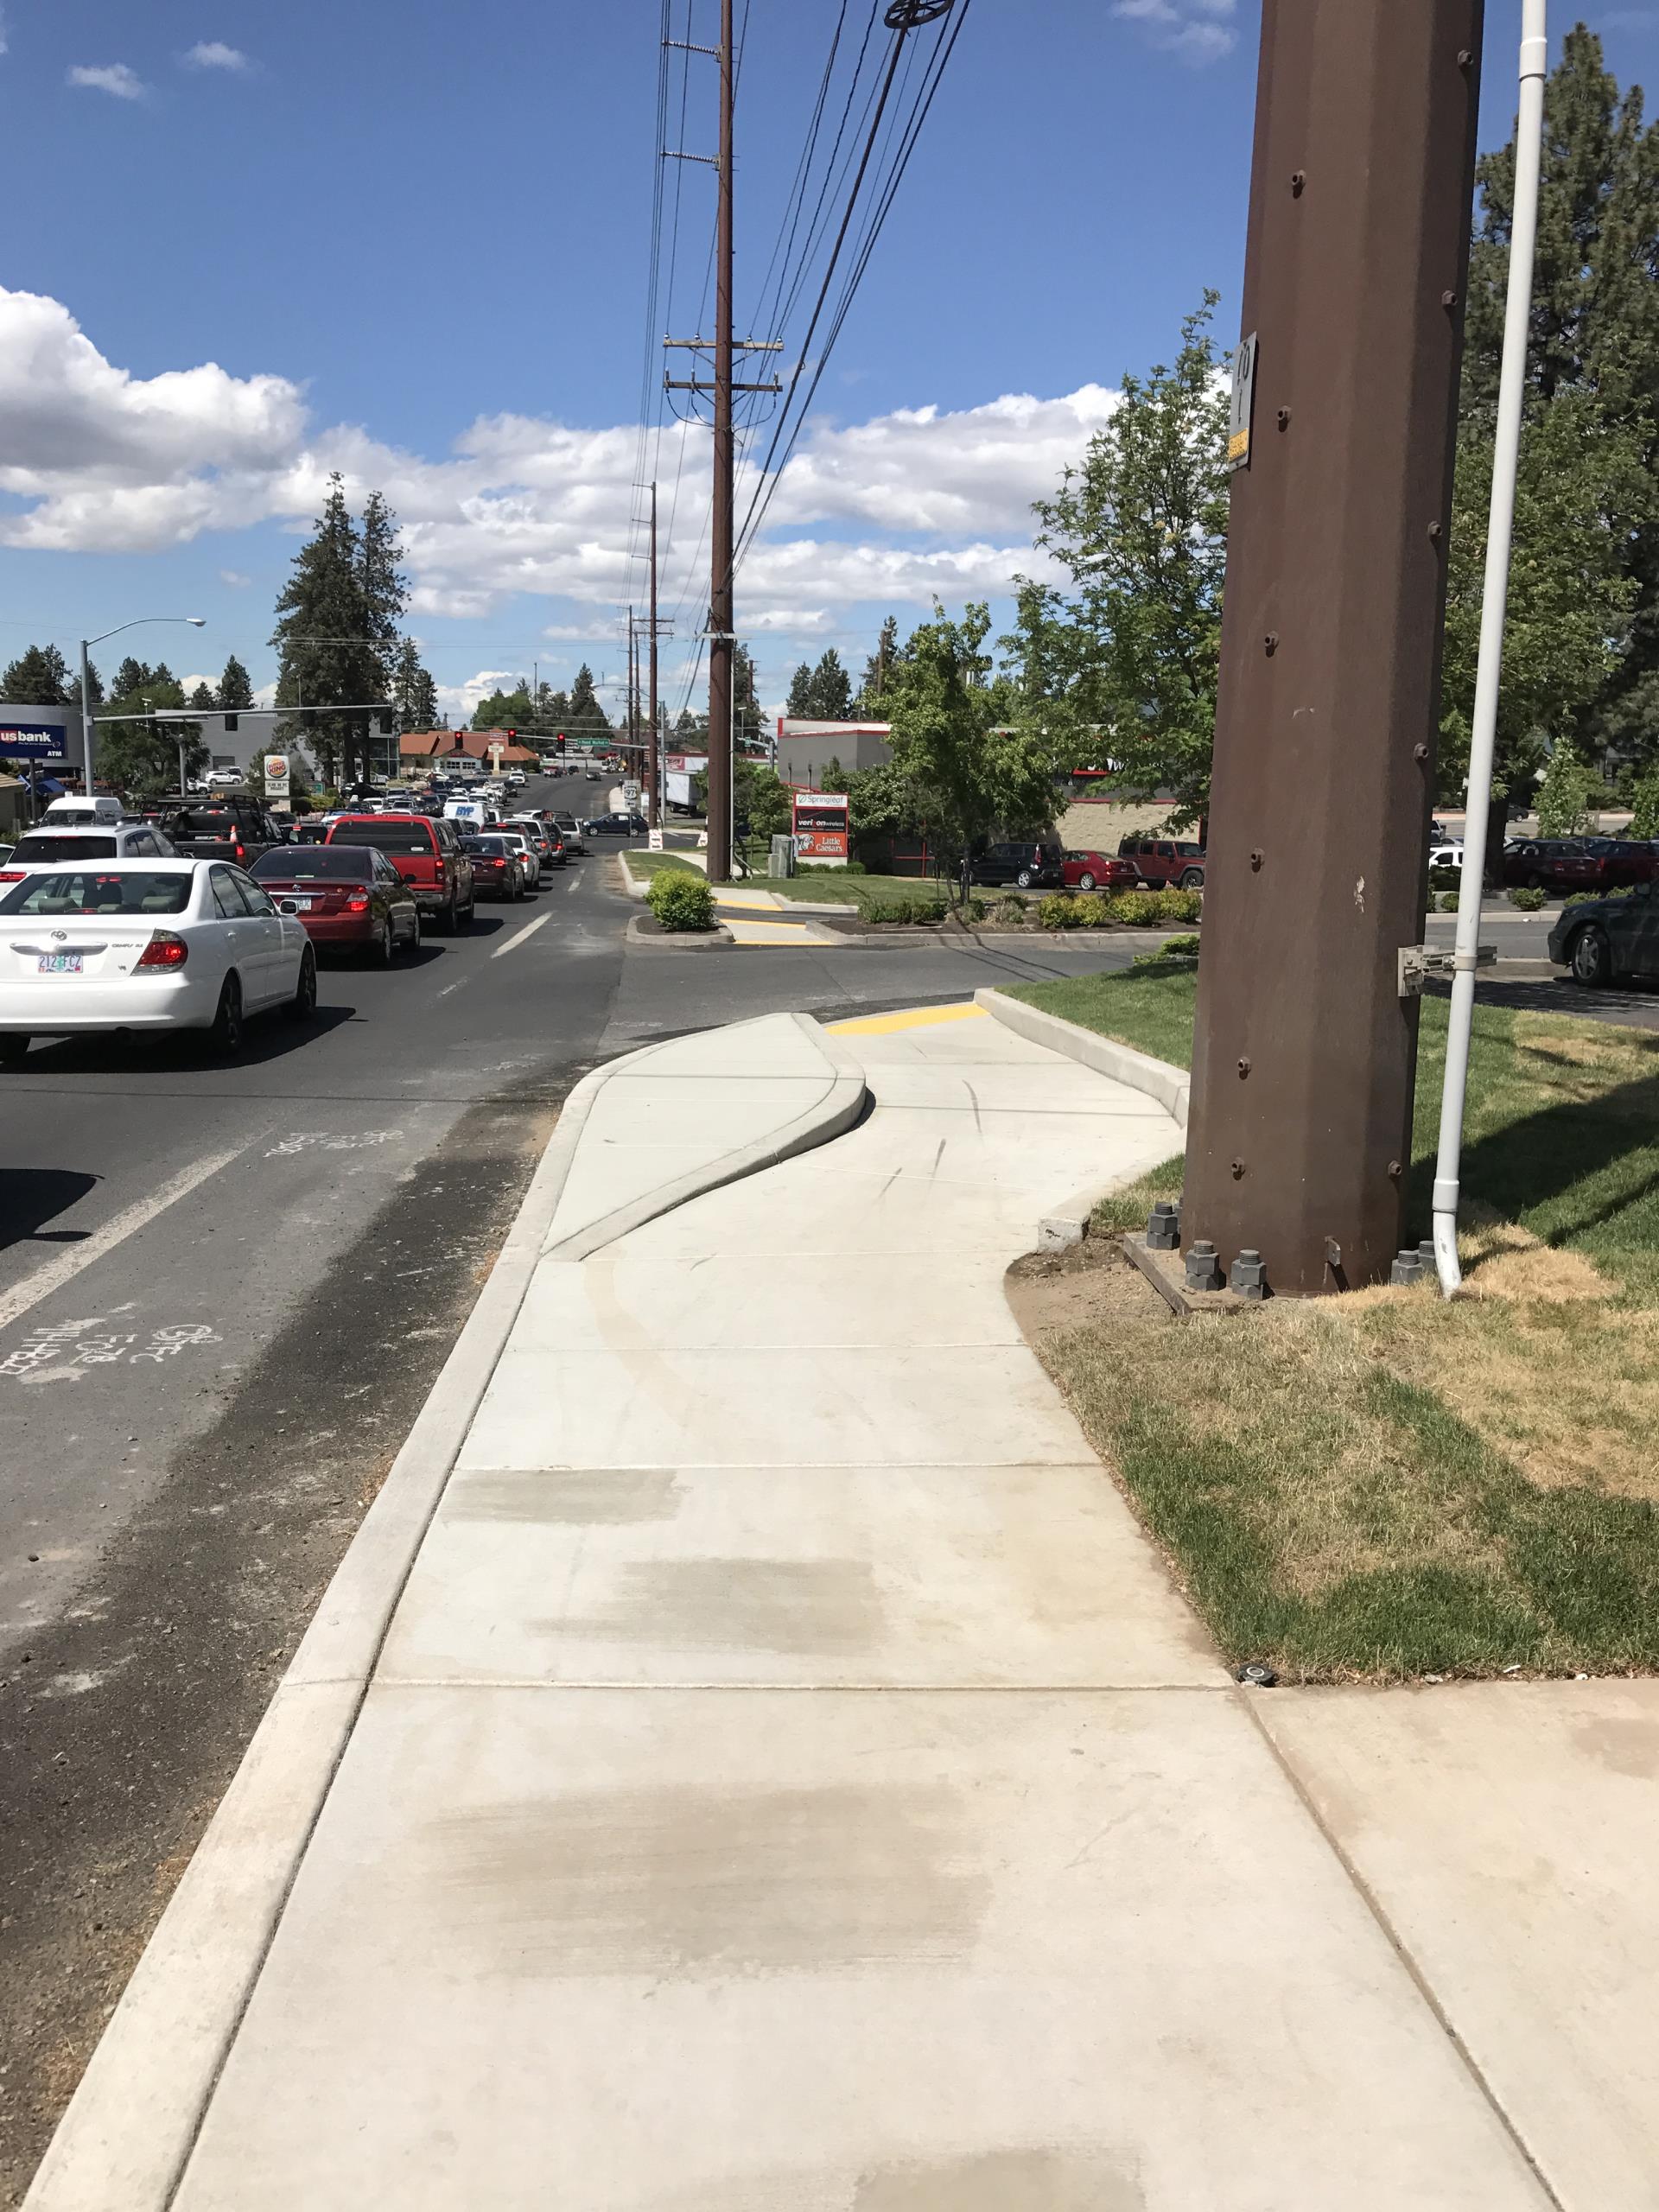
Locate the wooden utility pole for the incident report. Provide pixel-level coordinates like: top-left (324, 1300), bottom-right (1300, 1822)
top-left (706, 0), bottom-right (736, 880)
top-left (1182, 0), bottom-right (1484, 1296)
top-left (648, 480), bottom-right (661, 828)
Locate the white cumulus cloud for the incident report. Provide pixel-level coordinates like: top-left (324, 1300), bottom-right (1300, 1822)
top-left (0, 284), bottom-right (1121, 678)
top-left (183, 41), bottom-right (250, 71)
top-left (1113, 0), bottom-right (1238, 64)
top-left (67, 62), bottom-right (147, 99)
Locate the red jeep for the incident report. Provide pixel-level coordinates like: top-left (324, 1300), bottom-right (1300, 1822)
top-left (1117, 835), bottom-right (1206, 889)
top-left (325, 814), bottom-right (475, 931)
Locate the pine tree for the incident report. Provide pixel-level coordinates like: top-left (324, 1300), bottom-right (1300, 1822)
top-left (114, 657), bottom-right (153, 699)
top-left (2, 644), bottom-right (71, 703)
top-left (67, 659), bottom-right (105, 712)
top-left (804, 648), bottom-right (852, 720)
top-left (189, 681), bottom-right (217, 712)
top-left (1465, 29), bottom-right (1659, 761)
top-left (857, 615), bottom-right (901, 711)
top-left (566, 663), bottom-right (609, 732)
top-left (271, 472), bottom-right (373, 787)
top-left (785, 662), bottom-right (813, 717)
top-left (392, 637), bottom-right (438, 730)
top-left (218, 654), bottom-right (255, 711)
top-left (733, 643), bottom-right (763, 747)
top-left (359, 491), bottom-right (409, 778)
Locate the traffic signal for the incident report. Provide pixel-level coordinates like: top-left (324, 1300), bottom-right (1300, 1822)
top-left (379, 709), bottom-right (394, 735)
top-left (506, 728), bottom-right (517, 741)
top-left (556, 733), bottom-right (565, 754)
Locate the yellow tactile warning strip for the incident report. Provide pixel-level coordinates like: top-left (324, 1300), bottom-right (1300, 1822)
top-left (823, 1002), bottom-right (988, 1037)
top-left (724, 921), bottom-right (825, 945)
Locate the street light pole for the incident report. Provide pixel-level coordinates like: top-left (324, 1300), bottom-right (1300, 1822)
top-left (79, 616), bottom-right (206, 792)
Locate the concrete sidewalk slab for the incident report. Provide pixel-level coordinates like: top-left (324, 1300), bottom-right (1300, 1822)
top-left (168, 1688), bottom-right (1547, 2212)
top-left (380, 1459), bottom-right (1222, 1688)
top-left (1260, 1679), bottom-right (1659, 2212)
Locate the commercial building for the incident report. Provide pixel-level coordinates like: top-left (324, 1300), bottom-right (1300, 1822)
top-left (774, 718), bottom-right (891, 790)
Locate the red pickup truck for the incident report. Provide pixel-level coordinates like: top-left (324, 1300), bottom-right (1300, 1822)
top-left (325, 814), bottom-right (475, 931)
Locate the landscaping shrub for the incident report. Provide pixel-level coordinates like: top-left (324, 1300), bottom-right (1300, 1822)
top-left (1155, 931), bottom-right (1202, 960)
top-left (988, 895), bottom-right (1028, 926)
top-left (858, 892), bottom-right (946, 925)
top-left (646, 870), bottom-right (717, 931)
top-left (1563, 884), bottom-right (1635, 906)
top-left (961, 895), bottom-right (988, 924)
top-left (1428, 865), bottom-right (1461, 895)
top-left (1154, 887), bottom-right (1204, 923)
top-left (1509, 885), bottom-right (1547, 911)
top-left (1104, 889), bottom-right (1164, 926)
top-left (1038, 893), bottom-right (1077, 929)
top-left (1438, 891), bottom-right (1461, 912)
top-left (1069, 893), bottom-right (1111, 928)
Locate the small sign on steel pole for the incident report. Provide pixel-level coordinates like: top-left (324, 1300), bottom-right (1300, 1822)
top-left (1229, 332), bottom-right (1258, 474)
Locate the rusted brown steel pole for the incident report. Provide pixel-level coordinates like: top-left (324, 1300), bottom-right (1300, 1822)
top-left (1183, 0), bottom-right (1485, 1298)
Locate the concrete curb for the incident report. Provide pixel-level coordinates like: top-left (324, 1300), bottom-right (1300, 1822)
top-left (976, 987), bottom-right (1191, 1128)
top-left (624, 914), bottom-right (737, 948)
top-left (975, 989), bottom-right (1190, 1251)
top-left (22, 1015), bottom-right (867, 2212)
top-left (543, 1013), bottom-right (866, 1262)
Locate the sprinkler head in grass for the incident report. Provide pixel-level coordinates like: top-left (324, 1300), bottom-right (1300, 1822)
top-left (1236, 1662), bottom-right (1278, 1688)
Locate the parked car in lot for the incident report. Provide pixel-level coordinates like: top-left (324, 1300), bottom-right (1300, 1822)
top-left (1061, 849), bottom-right (1143, 893)
top-left (324, 812), bottom-right (474, 931)
top-left (1428, 842), bottom-right (1465, 874)
top-left (1117, 836), bottom-right (1206, 889)
top-left (1503, 838), bottom-right (1621, 896)
top-left (457, 834), bottom-right (527, 900)
top-left (7, 821), bottom-right (176, 868)
top-left (970, 841), bottom-right (1065, 890)
top-left (250, 844), bottom-right (421, 964)
top-left (0, 859), bottom-right (315, 1062)
top-left (1548, 882), bottom-right (1659, 985)
top-left (1582, 836), bottom-right (1659, 887)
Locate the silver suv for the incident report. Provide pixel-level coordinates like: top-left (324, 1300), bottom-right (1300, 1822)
top-left (9, 822), bottom-right (177, 866)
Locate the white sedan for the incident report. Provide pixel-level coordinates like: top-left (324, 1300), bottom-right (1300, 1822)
top-left (0, 858), bottom-right (316, 1064)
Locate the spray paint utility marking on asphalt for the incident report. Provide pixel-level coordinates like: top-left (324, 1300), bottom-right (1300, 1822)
top-left (266, 1129), bottom-right (406, 1158)
top-left (0, 1317), bottom-right (223, 1382)
top-left (0, 1141), bottom-right (251, 1337)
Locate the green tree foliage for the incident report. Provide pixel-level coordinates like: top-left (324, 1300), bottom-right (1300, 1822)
top-left (1534, 741), bottom-right (1602, 835)
top-left (734, 643), bottom-right (764, 748)
top-left (218, 653), bottom-right (255, 711)
top-left (271, 473), bottom-right (412, 786)
top-left (392, 639), bottom-right (440, 731)
top-left (188, 681), bottom-right (217, 713)
top-left (734, 759), bottom-right (791, 841)
top-left (472, 681), bottom-right (533, 732)
top-left (2, 644), bottom-right (71, 704)
top-left (99, 664), bottom-right (206, 798)
top-left (784, 648), bottom-right (855, 721)
top-left (569, 663), bottom-right (609, 732)
top-left (880, 603), bottom-right (1054, 899)
top-left (785, 662), bottom-right (813, 717)
top-left (856, 615), bottom-right (902, 712)
top-left (1025, 296), bottom-right (1230, 827)
top-left (67, 658), bottom-right (104, 712)
top-left (1465, 28), bottom-right (1659, 763)
top-left (1440, 388), bottom-right (1647, 832)
top-left (1628, 769), bottom-right (1659, 836)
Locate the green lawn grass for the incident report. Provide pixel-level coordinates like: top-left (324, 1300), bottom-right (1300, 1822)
top-left (1004, 967), bottom-right (1659, 1681)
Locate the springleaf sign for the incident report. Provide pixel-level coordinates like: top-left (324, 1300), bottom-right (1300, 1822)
top-left (1229, 332), bottom-right (1258, 474)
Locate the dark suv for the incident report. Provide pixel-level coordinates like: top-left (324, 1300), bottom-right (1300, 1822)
top-left (1117, 836), bottom-right (1206, 889)
top-left (152, 798), bottom-right (286, 868)
top-left (970, 841), bottom-right (1064, 890)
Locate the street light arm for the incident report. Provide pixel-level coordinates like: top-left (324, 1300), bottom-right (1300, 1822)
top-left (84, 616), bottom-right (207, 649)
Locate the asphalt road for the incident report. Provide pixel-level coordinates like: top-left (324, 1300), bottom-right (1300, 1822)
top-left (0, 778), bottom-right (629, 2200)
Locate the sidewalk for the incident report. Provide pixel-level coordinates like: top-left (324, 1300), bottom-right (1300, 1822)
top-left (27, 1003), bottom-right (1651, 2208)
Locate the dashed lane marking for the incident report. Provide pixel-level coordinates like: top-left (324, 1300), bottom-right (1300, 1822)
top-left (0, 1141), bottom-right (251, 1337)
top-left (493, 912), bottom-right (553, 958)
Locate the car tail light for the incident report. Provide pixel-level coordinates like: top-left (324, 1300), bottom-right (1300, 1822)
top-left (344, 893), bottom-right (371, 912)
top-left (0, 869), bottom-right (24, 882)
top-left (232, 842), bottom-right (246, 862)
top-left (136, 931), bottom-right (188, 970)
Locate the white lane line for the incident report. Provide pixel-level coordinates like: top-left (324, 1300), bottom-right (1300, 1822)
top-left (492, 912), bottom-right (552, 959)
top-left (0, 1141), bottom-right (251, 1337)
top-left (436, 980), bottom-right (465, 997)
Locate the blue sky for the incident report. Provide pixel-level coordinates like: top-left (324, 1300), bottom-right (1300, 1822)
top-left (3, 1), bottom-right (1657, 721)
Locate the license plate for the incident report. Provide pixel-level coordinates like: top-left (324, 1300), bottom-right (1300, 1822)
top-left (289, 897), bottom-right (313, 911)
top-left (38, 952), bottom-right (83, 974)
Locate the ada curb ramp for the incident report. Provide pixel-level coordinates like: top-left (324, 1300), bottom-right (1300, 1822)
top-left (22, 1013), bottom-right (866, 2212)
